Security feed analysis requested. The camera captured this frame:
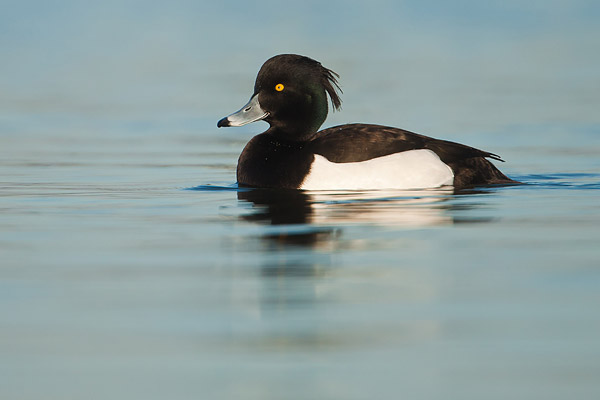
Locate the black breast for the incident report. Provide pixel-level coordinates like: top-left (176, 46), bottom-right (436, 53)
top-left (237, 133), bottom-right (314, 189)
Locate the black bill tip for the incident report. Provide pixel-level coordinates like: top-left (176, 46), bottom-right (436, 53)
top-left (217, 117), bottom-right (230, 128)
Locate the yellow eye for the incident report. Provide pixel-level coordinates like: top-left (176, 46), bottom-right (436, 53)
top-left (275, 83), bottom-right (284, 92)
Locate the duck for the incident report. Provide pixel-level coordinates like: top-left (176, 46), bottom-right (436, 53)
top-left (217, 54), bottom-right (517, 190)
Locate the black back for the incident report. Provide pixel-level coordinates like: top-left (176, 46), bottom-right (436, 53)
top-left (308, 124), bottom-right (515, 187)
top-left (309, 124), bottom-right (503, 163)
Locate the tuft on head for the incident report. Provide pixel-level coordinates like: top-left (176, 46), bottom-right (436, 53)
top-left (257, 54), bottom-right (343, 112)
top-left (321, 65), bottom-right (342, 112)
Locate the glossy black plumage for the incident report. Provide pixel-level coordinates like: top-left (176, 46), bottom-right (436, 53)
top-left (237, 133), bottom-right (313, 189)
top-left (309, 124), bottom-right (513, 187)
top-left (219, 54), bottom-right (517, 189)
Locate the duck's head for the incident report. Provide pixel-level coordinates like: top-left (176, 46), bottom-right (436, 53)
top-left (217, 54), bottom-right (342, 140)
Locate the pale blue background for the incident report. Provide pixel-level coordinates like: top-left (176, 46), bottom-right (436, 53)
top-left (1, 1), bottom-right (600, 399)
top-left (3, 0), bottom-right (599, 133)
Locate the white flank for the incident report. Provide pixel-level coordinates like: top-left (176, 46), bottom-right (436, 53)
top-left (300, 149), bottom-right (454, 190)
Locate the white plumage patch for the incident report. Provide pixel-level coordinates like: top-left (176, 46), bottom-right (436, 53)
top-left (300, 149), bottom-right (454, 190)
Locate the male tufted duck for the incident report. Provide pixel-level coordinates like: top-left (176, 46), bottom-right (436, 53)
top-left (217, 54), bottom-right (517, 190)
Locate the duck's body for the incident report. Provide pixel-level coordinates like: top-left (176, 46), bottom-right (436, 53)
top-left (218, 54), bottom-right (517, 190)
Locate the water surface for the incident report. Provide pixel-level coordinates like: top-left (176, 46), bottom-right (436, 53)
top-left (2, 1), bottom-right (600, 399)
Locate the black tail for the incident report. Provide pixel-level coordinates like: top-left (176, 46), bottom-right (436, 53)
top-left (449, 157), bottom-right (519, 188)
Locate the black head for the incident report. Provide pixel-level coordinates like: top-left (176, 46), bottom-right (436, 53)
top-left (217, 54), bottom-right (342, 140)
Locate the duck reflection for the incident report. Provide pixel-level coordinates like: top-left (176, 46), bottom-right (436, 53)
top-left (237, 186), bottom-right (495, 281)
top-left (238, 188), bottom-right (338, 248)
top-left (237, 187), bottom-right (461, 307)
top-left (233, 187), bottom-right (496, 349)
top-left (238, 187), bottom-right (464, 233)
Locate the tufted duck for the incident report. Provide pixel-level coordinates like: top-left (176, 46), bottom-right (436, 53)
top-left (217, 54), bottom-right (517, 190)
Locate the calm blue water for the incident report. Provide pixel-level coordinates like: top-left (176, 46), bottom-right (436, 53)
top-left (2, 1), bottom-right (600, 399)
